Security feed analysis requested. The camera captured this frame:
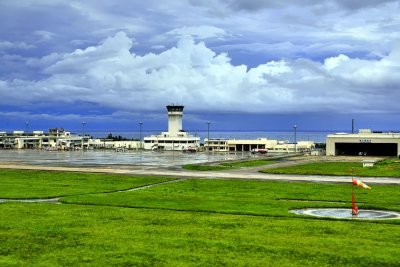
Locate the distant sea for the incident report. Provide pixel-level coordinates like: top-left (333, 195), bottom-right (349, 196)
top-left (88, 130), bottom-right (336, 143)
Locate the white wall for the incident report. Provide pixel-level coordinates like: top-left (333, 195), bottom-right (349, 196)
top-left (168, 112), bottom-right (183, 135)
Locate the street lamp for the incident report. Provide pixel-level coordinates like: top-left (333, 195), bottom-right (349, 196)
top-left (25, 121), bottom-right (29, 135)
top-left (82, 121), bottom-right (86, 149)
top-left (207, 121), bottom-right (211, 152)
top-left (139, 121), bottom-right (143, 149)
top-left (293, 125), bottom-right (297, 153)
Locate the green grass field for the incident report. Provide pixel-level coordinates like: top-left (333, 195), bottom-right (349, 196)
top-left (1, 169), bottom-right (400, 266)
top-left (182, 158), bottom-right (276, 171)
top-left (62, 179), bottom-right (400, 216)
top-left (260, 158), bottom-right (400, 177)
top-left (0, 169), bottom-right (172, 198)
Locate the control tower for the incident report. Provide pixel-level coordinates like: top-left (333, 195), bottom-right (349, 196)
top-left (143, 105), bottom-right (200, 151)
top-left (166, 105), bottom-right (184, 135)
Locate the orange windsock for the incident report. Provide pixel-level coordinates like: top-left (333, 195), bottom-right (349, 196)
top-left (352, 179), bottom-right (371, 190)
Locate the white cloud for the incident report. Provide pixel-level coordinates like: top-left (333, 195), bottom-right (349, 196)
top-left (1, 0), bottom-right (399, 66)
top-left (33, 30), bottom-right (56, 42)
top-left (324, 54), bottom-right (350, 70)
top-left (166, 25), bottom-right (229, 40)
top-left (1, 32), bottom-right (400, 115)
top-left (26, 52), bottom-right (63, 68)
top-left (151, 45), bottom-right (166, 50)
top-left (0, 41), bottom-right (35, 50)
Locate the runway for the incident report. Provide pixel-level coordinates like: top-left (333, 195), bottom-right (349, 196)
top-left (1, 161), bottom-right (399, 185)
top-left (0, 150), bottom-right (398, 184)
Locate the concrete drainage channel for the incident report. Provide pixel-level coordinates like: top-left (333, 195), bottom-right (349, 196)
top-left (0, 179), bottom-right (186, 205)
top-left (0, 198), bottom-right (61, 204)
top-left (118, 178), bottom-right (185, 192)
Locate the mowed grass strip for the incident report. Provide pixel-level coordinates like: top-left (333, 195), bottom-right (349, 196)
top-left (260, 159), bottom-right (400, 177)
top-left (183, 158), bottom-right (276, 171)
top-left (63, 179), bottom-right (400, 218)
top-left (0, 169), bottom-right (172, 198)
top-left (1, 203), bottom-right (399, 266)
top-left (1, 171), bottom-right (400, 266)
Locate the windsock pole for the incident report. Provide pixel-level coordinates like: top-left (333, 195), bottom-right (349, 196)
top-left (351, 187), bottom-right (359, 216)
top-left (351, 169), bottom-right (359, 216)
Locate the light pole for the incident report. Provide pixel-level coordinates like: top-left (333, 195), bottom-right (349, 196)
top-left (25, 121), bottom-right (29, 135)
top-left (207, 121), bottom-right (211, 152)
top-left (293, 125), bottom-right (297, 153)
top-left (139, 121), bottom-right (143, 150)
top-left (82, 121), bottom-right (86, 149)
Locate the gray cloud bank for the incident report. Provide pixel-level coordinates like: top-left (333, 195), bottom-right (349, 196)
top-left (1, 31), bottom-right (399, 114)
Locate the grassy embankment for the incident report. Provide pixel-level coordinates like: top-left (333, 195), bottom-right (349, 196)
top-left (182, 158), bottom-right (276, 171)
top-left (260, 158), bottom-right (400, 177)
top-left (1, 169), bottom-right (400, 266)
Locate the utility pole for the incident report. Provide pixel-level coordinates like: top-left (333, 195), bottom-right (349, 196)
top-left (139, 121), bottom-right (143, 150)
top-left (293, 125), bottom-right (297, 153)
top-left (207, 121), bottom-right (211, 152)
top-left (82, 121), bottom-right (86, 149)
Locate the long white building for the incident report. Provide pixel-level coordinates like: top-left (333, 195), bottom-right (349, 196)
top-left (0, 128), bottom-right (140, 150)
top-left (205, 138), bottom-right (315, 153)
top-left (143, 105), bottom-right (200, 151)
top-left (0, 128), bottom-right (87, 149)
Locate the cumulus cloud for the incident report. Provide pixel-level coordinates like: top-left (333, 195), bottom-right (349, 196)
top-left (33, 30), bottom-right (56, 42)
top-left (2, 0), bottom-right (399, 68)
top-left (151, 45), bottom-right (166, 50)
top-left (166, 26), bottom-right (229, 40)
top-left (1, 31), bottom-right (400, 115)
top-left (0, 41), bottom-right (35, 50)
top-left (324, 54), bottom-right (350, 70)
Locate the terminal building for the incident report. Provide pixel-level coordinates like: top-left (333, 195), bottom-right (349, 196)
top-left (0, 128), bottom-right (75, 149)
top-left (0, 128), bottom-right (91, 150)
top-left (326, 129), bottom-right (400, 157)
top-left (0, 128), bottom-right (140, 150)
top-left (143, 105), bottom-right (200, 151)
top-left (205, 138), bottom-right (315, 153)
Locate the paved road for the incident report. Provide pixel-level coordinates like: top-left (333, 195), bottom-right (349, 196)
top-left (1, 163), bottom-right (399, 185)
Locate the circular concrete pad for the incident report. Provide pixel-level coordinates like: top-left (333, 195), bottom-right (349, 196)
top-left (291, 208), bottom-right (400, 220)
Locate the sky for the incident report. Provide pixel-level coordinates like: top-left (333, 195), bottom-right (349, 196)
top-left (1, 0), bottom-right (400, 134)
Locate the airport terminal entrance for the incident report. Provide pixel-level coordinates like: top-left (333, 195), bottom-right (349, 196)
top-left (235, 144), bottom-right (250, 152)
top-left (335, 143), bottom-right (397, 156)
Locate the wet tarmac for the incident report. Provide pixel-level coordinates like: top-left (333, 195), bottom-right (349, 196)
top-left (2, 151), bottom-right (400, 186)
top-left (291, 208), bottom-right (400, 220)
top-left (0, 150), bottom-right (251, 168)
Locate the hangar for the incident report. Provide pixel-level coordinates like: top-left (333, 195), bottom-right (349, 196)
top-left (326, 129), bottom-right (400, 157)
